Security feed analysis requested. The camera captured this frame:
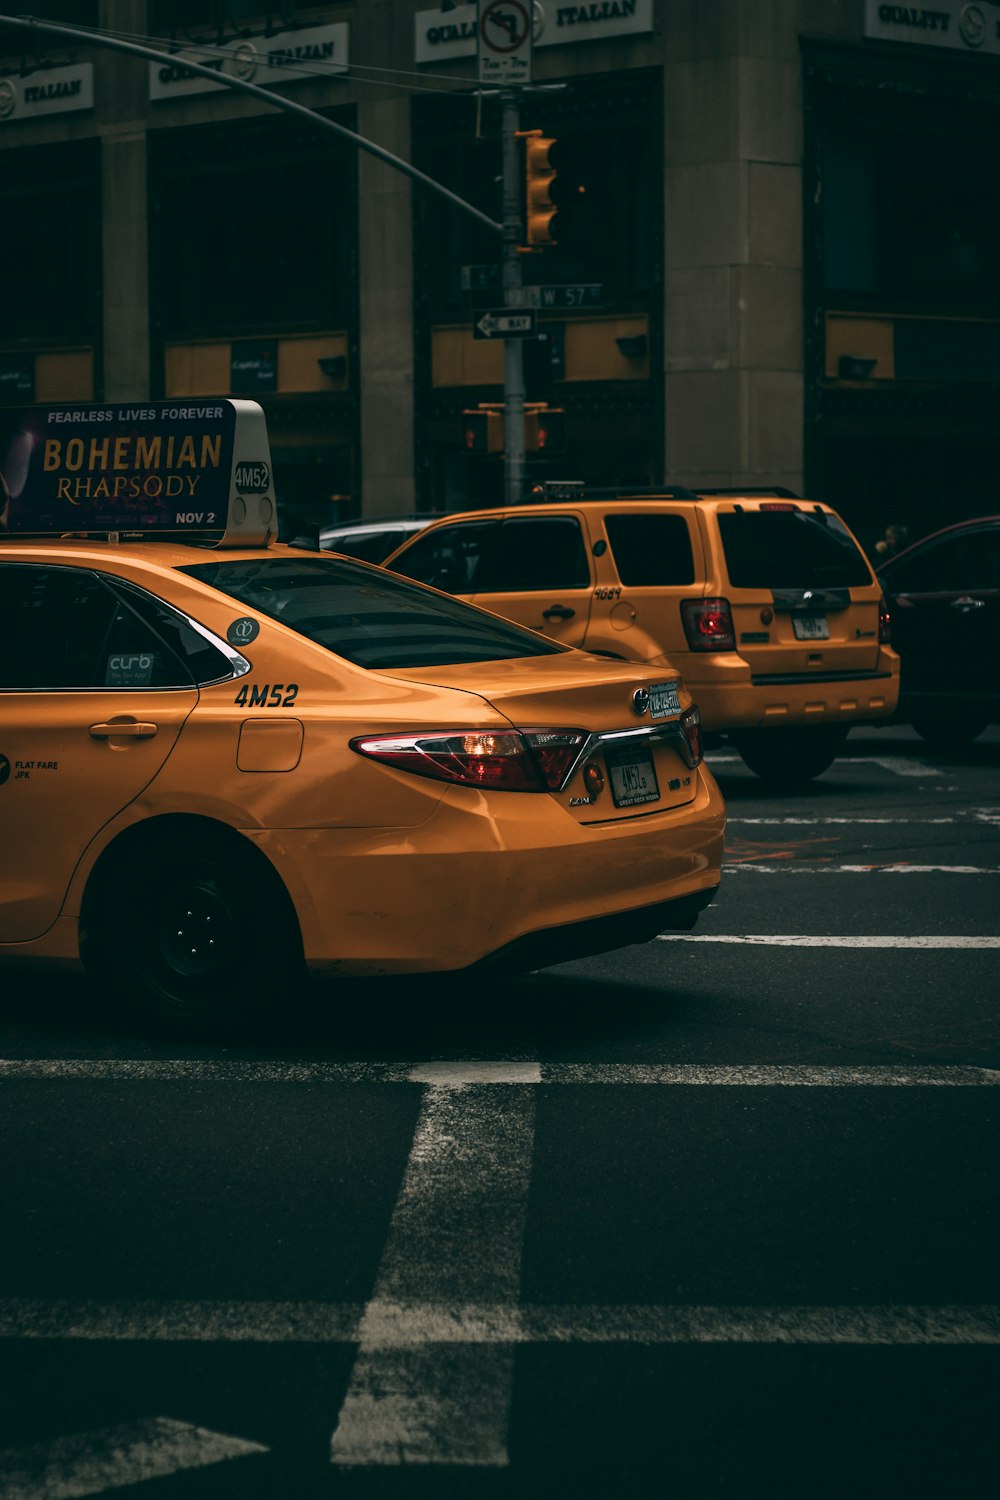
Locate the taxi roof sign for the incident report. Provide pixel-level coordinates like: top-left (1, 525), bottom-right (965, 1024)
top-left (0, 399), bottom-right (276, 547)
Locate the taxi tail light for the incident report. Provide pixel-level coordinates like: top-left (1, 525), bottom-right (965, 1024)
top-left (681, 597), bottom-right (735, 652)
top-left (679, 705), bottom-right (703, 767)
top-left (350, 728), bottom-right (586, 793)
top-left (878, 596), bottom-right (892, 644)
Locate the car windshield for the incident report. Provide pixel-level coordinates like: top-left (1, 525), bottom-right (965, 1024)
top-left (718, 511), bottom-right (873, 588)
top-left (180, 555), bottom-right (564, 669)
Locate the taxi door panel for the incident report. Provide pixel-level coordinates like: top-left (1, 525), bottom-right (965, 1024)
top-left (469, 512), bottom-right (594, 647)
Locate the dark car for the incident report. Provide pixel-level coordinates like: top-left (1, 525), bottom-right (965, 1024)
top-left (877, 515), bottom-right (1000, 745)
top-left (319, 514), bottom-right (438, 564)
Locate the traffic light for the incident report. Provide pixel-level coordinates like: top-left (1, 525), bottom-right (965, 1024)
top-left (522, 130), bottom-right (558, 249)
top-left (462, 407), bottom-right (503, 454)
top-left (524, 406), bottom-right (565, 453)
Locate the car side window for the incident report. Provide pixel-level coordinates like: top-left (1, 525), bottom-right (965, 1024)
top-left (0, 564), bottom-right (197, 691)
top-left (888, 534), bottom-right (999, 595)
top-left (474, 517), bottom-right (591, 592)
top-left (604, 513), bottom-right (696, 585)
top-left (389, 521), bottom-right (497, 592)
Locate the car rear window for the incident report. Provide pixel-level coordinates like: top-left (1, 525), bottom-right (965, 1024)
top-left (718, 511), bottom-right (873, 589)
top-left (180, 556), bottom-right (564, 669)
top-left (604, 513), bottom-right (695, 585)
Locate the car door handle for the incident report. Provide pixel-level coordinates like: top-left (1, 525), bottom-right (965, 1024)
top-left (542, 605), bottom-right (575, 621)
top-left (951, 596), bottom-right (986, 611)
top-left (89, 721), bottom-right (159, 739)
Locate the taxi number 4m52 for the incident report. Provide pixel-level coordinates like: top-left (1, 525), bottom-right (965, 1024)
top-left (606, 745), bottom-right (660, 808)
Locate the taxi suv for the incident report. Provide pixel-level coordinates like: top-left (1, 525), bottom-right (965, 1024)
top-left (0, 403), bottom-right (724, 1035)
top-left (384, 485), bottom-right (900, 784)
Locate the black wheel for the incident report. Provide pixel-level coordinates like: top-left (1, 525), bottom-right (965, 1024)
top-left (733, 726), bottom-right (849, 786)
top-left (911, 718), bottom-right (988, 748)
top-left (88, 825), bottom-right (303, 1036)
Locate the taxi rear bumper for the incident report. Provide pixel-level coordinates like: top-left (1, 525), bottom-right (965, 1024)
top-left (252, 766), bottom-right (725, 975)
top-left (682, 648), bottom-right (900, 731)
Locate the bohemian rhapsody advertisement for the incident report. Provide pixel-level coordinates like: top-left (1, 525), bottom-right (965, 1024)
top-left (0, 401), bottom-right (237, 536)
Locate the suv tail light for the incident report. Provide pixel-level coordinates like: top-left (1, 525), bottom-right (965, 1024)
top-left (351, 728), bottom-right (586, 792)
top-left (681, 597), bottom-right (735, 652)
top-left (878, 595), bottom-right (891, 645)
top-left (679, 704), bottom-right (703, 767)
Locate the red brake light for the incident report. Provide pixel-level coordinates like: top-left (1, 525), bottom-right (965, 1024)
top-left (350, 728), bottom-right (586, 792)
top-left (878, 595), bottom-right (891, 644)
top-left (759, 502), bottom-right (798, 511)
top-left (679, 704), bottom-right (703, 767)
top-left (681, 597), bottom-right (735, 652)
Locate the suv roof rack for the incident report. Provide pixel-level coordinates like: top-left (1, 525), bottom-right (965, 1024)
top-left (526, 482), bottom-right (700, 502)
top-left (695, 486), bottom-right (801, 499)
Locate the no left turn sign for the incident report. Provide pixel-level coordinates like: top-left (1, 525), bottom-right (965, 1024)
top-left (478, 0), bottom-right (533, 84)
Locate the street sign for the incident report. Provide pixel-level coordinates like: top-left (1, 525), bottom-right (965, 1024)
top-left (477, 0), bottom-right (533, 85)
top-left (461, 263), bottom-right (502, 292)
top-left (474, 308), bottom-right (537, 340)
top-left (527, 283), bottom-right (605, 310)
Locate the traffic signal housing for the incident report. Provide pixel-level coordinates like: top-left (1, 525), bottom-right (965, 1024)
top-left (522, 131), bottom-right (558, 249)
top-left (462, 406), bottom-right (503, 454)
top-left (525, 405), bottom-right (565, 453)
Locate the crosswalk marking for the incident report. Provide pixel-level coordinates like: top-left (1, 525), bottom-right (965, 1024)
top-left (721, 863), bottom-right (1000, 874)
top-left (0, 1299), bottom-right (996, 1347)
top-left (0, 1417), bottom-right (267, 1500)
top-left (658, 934), bottom-right (1000, 949)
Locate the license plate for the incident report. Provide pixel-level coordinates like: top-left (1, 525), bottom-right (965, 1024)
top-left (649, 680), bottom-right (681, 719)
top-left (792, 615), bottom-right (829, 640)
top-left (606, 746), bottom-right (660, 808)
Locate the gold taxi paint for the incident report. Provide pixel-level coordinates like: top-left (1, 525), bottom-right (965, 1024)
top-left (0, 538), bottom-right (724, 1005)
top-left (384, 494), bottom-right (900, 736)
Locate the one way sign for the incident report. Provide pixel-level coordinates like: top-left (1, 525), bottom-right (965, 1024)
top-left (474, 308), bottom-right (537, 340)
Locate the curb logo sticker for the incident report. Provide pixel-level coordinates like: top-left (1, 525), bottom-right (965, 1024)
top-left (0, 754), bottom-right (9, 786)
top-left (227, 616), bottom-right (260, 646)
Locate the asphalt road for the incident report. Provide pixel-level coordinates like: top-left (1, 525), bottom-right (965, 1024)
top-left (1, 724), bottom-right (998, 1498)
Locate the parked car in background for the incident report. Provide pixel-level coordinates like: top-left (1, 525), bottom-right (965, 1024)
top-left (384, 485), bottom-right (899, 784)
top-left (876, 515), bottom-right (1000, 745)
top-left (319, 513), bottom-right (438, 564)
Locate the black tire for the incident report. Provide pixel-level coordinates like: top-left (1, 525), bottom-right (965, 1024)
top-left (88, 824), bottom-right (303, 1036)
top-left (733, 726), bottom-right (849, 786)
top-left (911, 718), bottom-right (988, 748)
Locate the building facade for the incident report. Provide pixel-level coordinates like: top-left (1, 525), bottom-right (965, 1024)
top-left (2, 0), bottom-right (999, 549)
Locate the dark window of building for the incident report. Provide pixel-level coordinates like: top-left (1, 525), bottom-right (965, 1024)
top-left (149, 2), bottom-right (328, 31)
top-left (604, 514), bottom-right (695, 585)
top-left (150, 118), bottom-right (353, 338)
top-left (0, 3), bottom-right (97, 60)
top-left (0, 142), bottom-right (100, 343)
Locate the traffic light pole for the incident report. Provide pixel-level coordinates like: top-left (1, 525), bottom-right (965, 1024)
top-left (501, 88), bottom-right (526, 508)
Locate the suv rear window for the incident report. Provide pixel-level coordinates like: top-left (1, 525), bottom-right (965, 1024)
top-left (181, 556), bottom-right (563, 669)
top-left (718, 511), bottom-right (872, 589)
top-left (604, 513), bottom-right (695, 585)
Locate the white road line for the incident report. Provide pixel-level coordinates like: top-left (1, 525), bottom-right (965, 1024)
top-left (0, 1417), bottom-right (267, 1500)
top-left (330, 1062), bottom-right (536, 1468)
top-left (728, 816), bottom-right (962, 825)
top-left (657, 934), bottom-right (1000, 949)
top-left (2, 1061), bottom-right (998, 1085)
top-left (722, 863), bottom-right (1000, 874)
top-left (0, 1299), bottom-right (996, 1347)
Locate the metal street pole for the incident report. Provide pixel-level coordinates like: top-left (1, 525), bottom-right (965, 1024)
top-left (501, 87), bottom-right (526, 508)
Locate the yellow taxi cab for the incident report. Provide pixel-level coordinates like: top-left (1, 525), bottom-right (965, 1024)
top-left (0, 404), bottom-right (724, 1034)
top-left (384, 484), bottom-right (900, 784)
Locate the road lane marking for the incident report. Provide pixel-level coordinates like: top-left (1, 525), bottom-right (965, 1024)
top-left (0, 1299), bottom-right (996, 1346)
top-left (721, 863), bottom-right (1000, 873)
top-left (0, 1417), bottom-right (267, 1499)
top-left (2, 1061), bottom-right (998, 1084)
top-left (657, 934), bottom-right (1000, 949)
top-left (728, 817), bottom-right (963, 825)
top-left (330, 1063), bottom-right (536, 1467)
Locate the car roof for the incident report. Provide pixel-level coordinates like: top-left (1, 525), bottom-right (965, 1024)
top-left (322, 514), bottom-right (439, 534)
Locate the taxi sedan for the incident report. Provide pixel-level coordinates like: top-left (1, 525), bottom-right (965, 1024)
top-left (0, 541), bottom-right (724, 1034)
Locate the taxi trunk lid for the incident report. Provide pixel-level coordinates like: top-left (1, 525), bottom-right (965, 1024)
top-left (390, 656), bottom-right (700, 824)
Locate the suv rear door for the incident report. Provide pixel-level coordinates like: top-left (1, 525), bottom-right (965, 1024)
top-left (592, 505), bottom-right (704, 662)
top-left (704, 500), bottom-right (882, 679)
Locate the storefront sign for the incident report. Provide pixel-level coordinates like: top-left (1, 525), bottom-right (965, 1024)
top-left (415, 1), bottom-right (653, 65)
top-left (149, 22), bottom-right (349, 102)
top-left (0, 63), bottom-right (94, 124)
top-left (864, 1), bottom-right (1000, 56)
top-left (231, 340), bottom-right (277, 395)
top-left (0, 356), bottom-right (34, 402)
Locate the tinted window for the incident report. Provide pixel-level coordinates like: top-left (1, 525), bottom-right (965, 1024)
top-left (110, 580), bottom-right (235, 684)
top-left (390, 522), bottom-right (496, 592)
top-left (181, 556), bottom-right (563, 669)
top-left (718, 512), bottom-right (873, 589)
top-left (475, 518), bottom-right (591, 593)
top-left (604, 514), bottom-right (695, 585)
top-left (885, 531), bottom-right (1000, 594)
top-left (0, 565), bottom-right (197, 690)
top-left (323, 531), bottom-right (403, 564)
